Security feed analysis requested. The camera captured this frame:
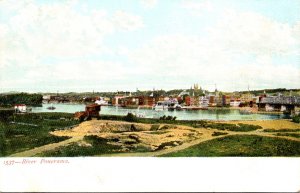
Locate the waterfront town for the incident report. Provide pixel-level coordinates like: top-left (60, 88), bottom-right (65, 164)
top-left (2, 85), bottom-right (300, 159)
top-left (37, 85), bottom-right (300, 115)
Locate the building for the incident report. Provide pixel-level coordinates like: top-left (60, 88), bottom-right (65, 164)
top-left (43, 95), bottom-right (51, 100)
top-left (119, 96), bottom-right (139, 107)
top-left (85, 104), bottom-right (101, 117)
top-left (74, 104), bottom-right (101, 120)
top-left (112, 96), bottom-right (126, 106)
top-left (222, 95), bottom-right (231, 106)
top-left (185, 96), bottom-right (191, 106)
top-left (14, 104), bottom-right (27, 113)
top-left (208, 95), bottom-right (216, 106)
top-left (240, 93), bottom-right (254, 104)
top-left (138, 96), bottom-right (155, 107)
top-left (199, 96), bottom-right (209, 108)
top-left (230, 99), bottom-right (241, 107)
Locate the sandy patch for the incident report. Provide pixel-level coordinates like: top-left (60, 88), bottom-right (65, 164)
top-left (223, 119), bottom-right (300, 130)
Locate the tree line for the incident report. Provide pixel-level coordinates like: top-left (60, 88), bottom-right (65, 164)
top-left (0, 93), bottom-right (43, 107)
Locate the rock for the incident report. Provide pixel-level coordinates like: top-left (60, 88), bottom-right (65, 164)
top-left (163, 146), bottom-right (172, 149)
top-left (173, 142), bottom-right (179, 146)
top-left (129, 134), bottom-right (139, 140)
top-left (166, 134), bottom-right (175, 137)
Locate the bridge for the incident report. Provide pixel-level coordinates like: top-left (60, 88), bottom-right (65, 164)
top-left (258, 96), bottom-right (300, 114)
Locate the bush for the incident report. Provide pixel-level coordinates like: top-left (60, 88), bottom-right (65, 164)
top-left (160, 125), bottom-right (172, 130)
top-left (130, 124), bottom-right (137, 131)
top-left (159, 115), bottom-right (176, 121)
top-left (0, 109), bottom-right (14, 121)
top-left (159, 115), bottom-right (166, 120)
top-left (263, 128), bottom-right (300, 132)
top-left (276, 133), bottom-right (300, 138)
top-left (292, 115), bottom-right (300, 123)
top-left (123, 113), bottom-right (137, 122)
top-left (156, 141), bottom-right (183, 151)
top-left (207, 123), bottom-right (262, 132)
top-left (212, 131), bottom-right (228, 136)
top-left (150, 124), bottom-right (160, 131)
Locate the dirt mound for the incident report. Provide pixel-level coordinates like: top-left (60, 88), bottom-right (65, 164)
top-left (52, 120), bottom-right (209, 152)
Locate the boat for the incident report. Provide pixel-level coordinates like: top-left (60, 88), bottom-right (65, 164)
top-left (153, 100), bottom-right (182, 111)
top-left (126, 106), bottom-right (146, 118)
top-left (95, 97), bottom-right (109, 106)
top-left (47, 104), bottom-right (56, 110)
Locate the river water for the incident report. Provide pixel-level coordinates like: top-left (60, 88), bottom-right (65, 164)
top-left (31, 103), bottom-right (288, 121)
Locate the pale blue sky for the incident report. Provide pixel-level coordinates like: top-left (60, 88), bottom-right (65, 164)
top-left (0, 0), bottom-right (299, 93)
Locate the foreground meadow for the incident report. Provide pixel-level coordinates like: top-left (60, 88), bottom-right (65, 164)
top-left (1, 113), bottom-right (300, 157)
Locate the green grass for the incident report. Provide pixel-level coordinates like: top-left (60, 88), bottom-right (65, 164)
top-left (263, 128), bottom-right (300, 132)
top-left (98, 114), bottom-right (209, 127)
top-left (160, 135), bottom-right (300, 157)
top-left (37, 135), bottom-right (122, 157)
top-left (150, 124), bottom-right (160, 131)
top-left (0, 113), bottom-right (79, 156)
top-left (207, 123), bottom-right (262, 132)
top-left (99, 114), bottom-right (263, 132)
top-left (275, 133), bottom-right (300, 138)
top-left (212, 131), bottom-right (228, 136)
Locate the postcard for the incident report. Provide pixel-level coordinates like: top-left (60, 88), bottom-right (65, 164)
top-left (0, 0), bottom-right (299, 192)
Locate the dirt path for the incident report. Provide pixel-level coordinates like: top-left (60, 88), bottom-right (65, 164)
top-left (9, 136), bottom-right (83, 157)
top-left (99, 132), bottom-right (227, 157)
top-left (99, 129), bottom-right (300, 157)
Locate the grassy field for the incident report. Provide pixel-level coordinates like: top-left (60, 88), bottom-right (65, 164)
top-left (1, 112), bottom-right (300, 157)
top-left (263, 128), bottom-right (300, 132)
top-left (160, 135), bottom-right (300, 157)
top-left (37, 135), bottom-right (123, 157)
top-left (275, 133), bottom-right (300, 138)
top-left (0, 113), bottom-right (79, 156)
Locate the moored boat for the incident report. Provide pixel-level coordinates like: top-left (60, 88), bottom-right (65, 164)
top-left (47, 104), bottom-right (56, 110)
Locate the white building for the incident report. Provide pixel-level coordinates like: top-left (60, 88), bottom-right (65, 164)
top-left (230, 100), bottom-right (241, 107)
top-left (199, 96), bottom-right (209, 108)
top-left (43, 95), bottom-right (51, 100)
top-left (14, 104), bottom-right (27, 113)
top-left (95, 97), bottom-right (109, 105)
top-left (265, 104), bottom-right (275, 111)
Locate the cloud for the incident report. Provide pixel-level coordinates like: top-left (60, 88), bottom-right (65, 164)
top-left (181, 0), bottom-right (213, 14)
top-left (112, 10), bottom-right (144, 31)
top-left (140, 0), bottom-right (158, 9)
top-left (0, 1), bottom-right (143, 64)
top-left (129, 10), bottom-right (300, 91)
top-left (0, 0), bottom-right (144, 91)
top-left (208, 9), bottom-right (298, 56)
